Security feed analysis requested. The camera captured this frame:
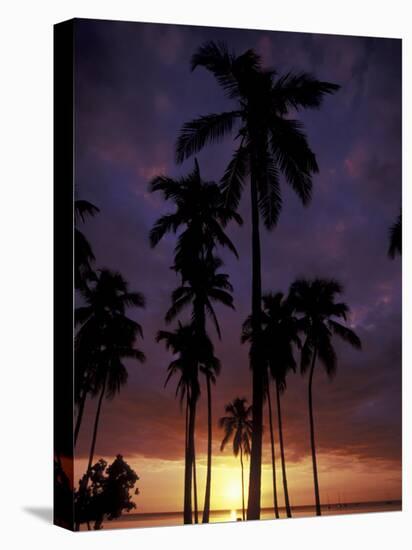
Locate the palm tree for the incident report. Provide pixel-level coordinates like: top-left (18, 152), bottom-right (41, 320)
top-left (176, 41), bottom-right (339, 519)
top-left (157, 323), bottom-right (220, 524)
top-left (242, 292), bottom-right (299, 519)
top-left (290, 278), bottom-right (361, 516)
top-left (166, 255), bottom-right (234, 523)
top-left (150, 160), bottom-right (239, 523)
top-left (219, 398), bottom-right (253, 521)
top-left (241, 314), bottom-right (278, 519)
top-left (388, 212), bottom-right (401, 258)
top-left (157, 323), bottom-right (198, 524)
top-left (149, 159), bottom-right (242, 263)
top-left (75, 270), bottom-right (145, 464)
top-left (261, 293), bottom-right (300, 518)
top-left (84, 316), bottom-right (145, 486)
top-left (265, 372), bottom-right (279, 518)
top-left (75, 200), bottom-right (99, 290)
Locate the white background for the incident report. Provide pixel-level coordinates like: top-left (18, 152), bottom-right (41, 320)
top-left (0, 0), bottom-right (410, 548)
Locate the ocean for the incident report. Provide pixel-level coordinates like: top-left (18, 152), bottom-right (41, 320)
top-left (82, 500), bottom-right (401, 530)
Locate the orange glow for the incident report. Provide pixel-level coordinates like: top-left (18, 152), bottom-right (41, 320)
top-left (74, 448), bottom-right (401, 515)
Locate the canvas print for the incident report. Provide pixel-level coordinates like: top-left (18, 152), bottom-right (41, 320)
top-left (54, 18), bottom-right (402, 531)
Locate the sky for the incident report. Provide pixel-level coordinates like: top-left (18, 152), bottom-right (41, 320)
top-left (73, 19), bottom-right (402, 514)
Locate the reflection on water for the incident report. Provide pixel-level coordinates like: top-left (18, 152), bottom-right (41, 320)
top-left (86, 500), bottom-right (401, 531)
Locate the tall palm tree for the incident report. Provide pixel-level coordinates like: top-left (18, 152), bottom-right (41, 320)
top-left (219, 398), bottom-right (253, 521)
top-left (75, 199), bottom-right (99, 290)
top-left (388, 212), bottom-right (401, 258)
top-left (75, 270), bottom-right (145, 463)
top-left (157, 322), bottom-right (199, 524)
top-left (84, 316), bottom-right (145, 485)
top-left (241, 314), bottom-right (279, 518)
top-left (261, 293), bottom-right (300, 518)
top-left (150, 160), bottom-right (239, 523)
top-left (166, 255), bottom-right (234, 523)
top-left (242, 292), bottom-right (299, 519)
top-left (265, 372), bottom-right (279, 519)
top-left (176, 41), bottom-right (339, 519)
top-left (157, 323), bottom-right (220, 524)
top-left (290, 278), bottom-right (361, 516)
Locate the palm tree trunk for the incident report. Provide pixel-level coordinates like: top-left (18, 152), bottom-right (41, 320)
top-left (202, 374), bottom-right (213, 523)
top-left (74, 388), bottom-right (87, 447)
top-left (193, 439), bottom-right (199, 524)
top-left (184, 392), bottom-right (194, 524)
top-left (75, 372), bottom-right (107, 531)
top-left (240, 446), bottom-right (245, 521)
top-left (247, 171), bottom-right (264, 521)
top-left (85, 373), bottom-right (106, 480)
top-left (267, 384), bottom-right (279, 518)
top-left (308, 349), bottom-right (321, 516)
top-left (185, 396), bottom-right (189, 453)
top-left (276, 380), bottom-right (292, 517)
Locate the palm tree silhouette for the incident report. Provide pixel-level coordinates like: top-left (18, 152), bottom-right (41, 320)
top-left (261, 293), bottom-right (300, 518)
top-left (166, 255), bottom-right (234, 523)
top-left (176, 41), bottom-right (339, 519)
top-left (290, 278), bottom-right (361, 516)
top-left (265, 371), bottom-right (279, 518)
top-left (150, 160), bottom-right (239, 523)
top-left (157, 322), bottom-right (199, 524)
top-left (75, 200), bottom-right (99, 290)
top-left (75, 270), bottom-right (145, 492)
top-left (219, 398), bottom-right (253, 521)
top-left (157, 323), bottom-right (220, 524)
top-left (149, 159), bottom-right (241, 262)
top-left (241, 314), bottom-right (278, 519)
top-left (388, 212), bottom-right (401, 258)
top-left (242, 292), bottom-right (299, 518)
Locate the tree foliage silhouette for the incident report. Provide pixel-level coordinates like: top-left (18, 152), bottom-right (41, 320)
top-left (220, 397), bottom-right (253, 521)
top-left (75, 199), bottom-right (99, 290)
top-left (150, 160), bottom-right (238, 523)
top-left (177, 41), bottom-right (339, 519)
top-left (75, 455), bottom-right (139, 530)
top-left (290, 278), bottom-right (361, 516)
top-left (75, 269), bottom-right (145, 513)
top-left (388, 212), bottom-right (401, 258)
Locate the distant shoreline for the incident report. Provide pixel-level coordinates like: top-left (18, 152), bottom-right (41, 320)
top-left (115, 500), bottom-right (402, 521)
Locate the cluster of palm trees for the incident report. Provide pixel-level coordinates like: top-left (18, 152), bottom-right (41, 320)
top-left (152, 40), bottom-right (364, 522)
top-left (218, 280), bottom-right (361, 520)
top-left (74, 199), bottom-right (146, 528)
top-left (151, 159), bottom-right (240, 523)
top-left (72, 39), bottom-right (399, 526)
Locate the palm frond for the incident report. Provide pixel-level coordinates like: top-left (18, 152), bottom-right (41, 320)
top-left (149, 214), bottom-right (180, 248)
top-left (257, 152), bottom-right (282, 229)
top-left (317, 333), bottom-right (337, 378)
top-left (75, 200), bottom-right (100, 224)
top-left (122, 291), bottom-right (146, 309)
top-left (75, 306), bottom-right (92, 327)
top-left (204, 301), bottom-right (221, 339)
top-left (328, 320), bottom-right (362, 350)
top-left (220, 144), bottom-right (249, 210)
top-left (176, 111), bottom-right (239, 164)
top-left (272, 72), bottom-right (340, 114)
top-left (388, 213), bottom-right (402, 258)
top-left (270, 117), bottom-right (316, 204)
top-left (165, 291), bottom-right (193, 323)
top-left (191, 41), bottom-right (240, 99)
top-left (241, 315), bottom-right (253, 343)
